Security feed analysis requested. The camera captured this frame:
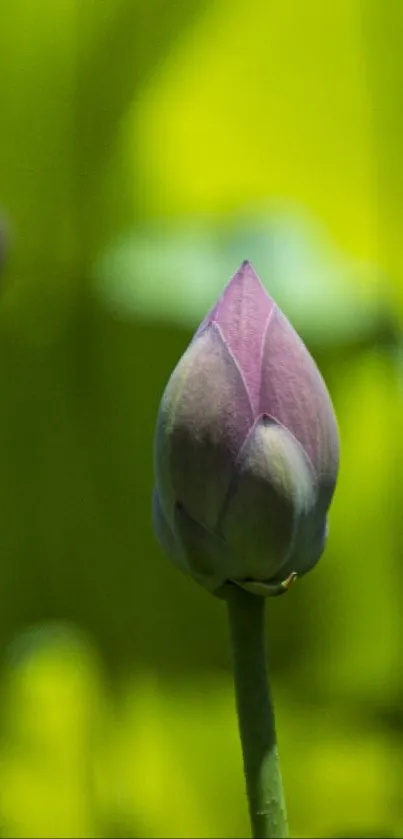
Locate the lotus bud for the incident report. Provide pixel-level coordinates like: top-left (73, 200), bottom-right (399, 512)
top-left (153, 261), bottom-right (339, 597)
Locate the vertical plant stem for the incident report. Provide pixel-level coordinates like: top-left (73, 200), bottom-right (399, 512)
top-left (227, 584), bottom-right (288, 839)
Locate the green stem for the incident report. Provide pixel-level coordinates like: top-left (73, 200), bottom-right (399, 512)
top-left (226, 584), bottom-right (288, 839)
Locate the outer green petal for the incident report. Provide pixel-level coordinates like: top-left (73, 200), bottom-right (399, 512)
top-left (279, 510), bottom-right (328, 581)
top-left (173, 503), bottom-right (234, 597)
top-left (220, 416), bottom-right (317, 584)
top-left (152, 488), bottom-right (187, 573)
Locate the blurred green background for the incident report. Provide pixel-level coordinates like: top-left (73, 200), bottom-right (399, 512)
top-left (0, 0), bottom-right (402, 836)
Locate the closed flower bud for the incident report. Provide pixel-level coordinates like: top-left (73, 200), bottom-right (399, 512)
top-left (153, 261), bottom-right (339, 597)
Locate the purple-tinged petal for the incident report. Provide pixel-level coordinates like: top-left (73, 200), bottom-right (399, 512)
top-left (154, 323), bottom-right (254, 530)
top-left (259, 307), bottom-right (339, 498)
top-left (196, 261), bottom-right (275, 414)
top-left (220, 416), bottom-right (317, 583)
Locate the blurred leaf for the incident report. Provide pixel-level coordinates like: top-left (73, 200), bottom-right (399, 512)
top-left (94, 210), bottom-right (394, 348)
top-left (134, 0), bottom-right (380, 268)
top-left (300, 351), bottom-right (402, 707)
top-left (0, 0), bottom-right (209, 344)
top-left (361, 0), bottom-right (403, 317)
top-left (1, 661), bottom-right (397, 839)
top-left (0, 626), bottom-right (105, 838)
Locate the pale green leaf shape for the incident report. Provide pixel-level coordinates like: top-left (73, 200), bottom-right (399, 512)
top-left (93, 209), bottom-right (389, 346)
